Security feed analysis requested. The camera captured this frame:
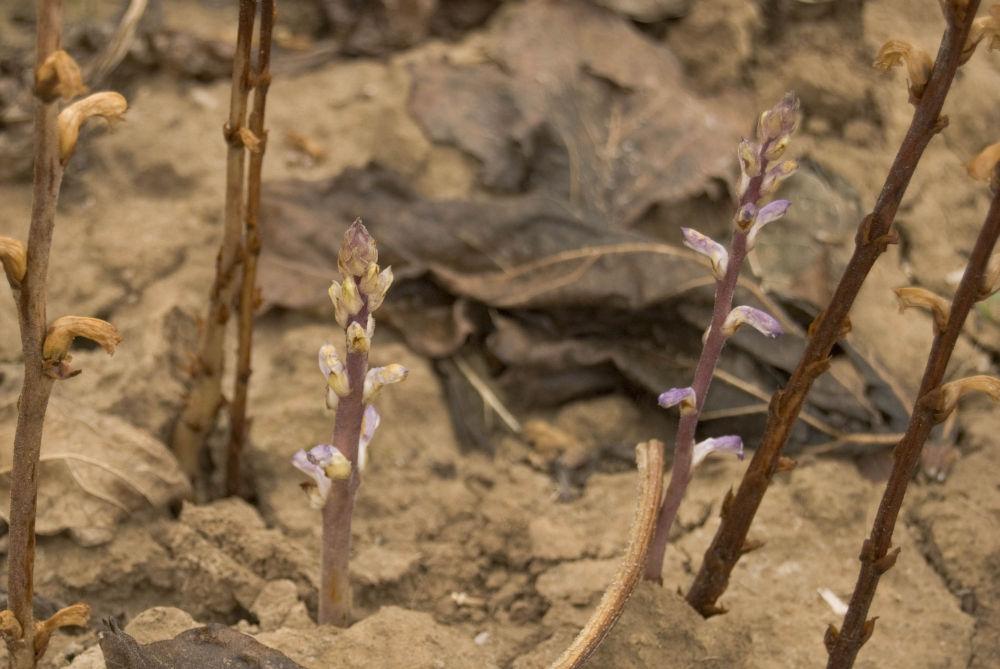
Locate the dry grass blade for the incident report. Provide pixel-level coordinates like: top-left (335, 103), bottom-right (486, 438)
top-left (548, 440), bottom-right (665, 669)
top-left (172, 0), bottom-right (257, 484)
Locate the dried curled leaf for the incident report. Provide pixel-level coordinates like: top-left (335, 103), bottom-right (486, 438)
top-left (43, 316), bottom-right (122, 376)
top-left (100, 620), bottom-right (304, 668)
top-left (237, 126), bottom-right (262, 153)
top-left (34, 50), bottom-right (86, 102)
top-left (931, 375), bottom-right (1000, 421)
top-left (57, 92), bottom-right (128, 164)
top-left (34, 603), bottom-right (90, 660)
top-left (962, 5), bottom-right (1000, 62)
top-left (0, 398), bottom-right (191, 545)
top-left (981, 253), bottom-right (1000, 298)
top-left (894, 286), bottom-right (951, 332)
top-left (874, 40), bottom-right (933, 101)
top-left (0, 609), bottom-right (22, 641)
top-left (0, 236), bottom-right (27, 288)
top-left (967, 141), bottom-right (1000, 185)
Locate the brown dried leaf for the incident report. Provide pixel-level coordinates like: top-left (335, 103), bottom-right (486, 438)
top-left (0, 398), bottom-right (190, 545)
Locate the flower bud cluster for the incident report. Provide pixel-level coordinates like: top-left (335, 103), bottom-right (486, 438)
top-left (293, 220), bottom-right (408, 507)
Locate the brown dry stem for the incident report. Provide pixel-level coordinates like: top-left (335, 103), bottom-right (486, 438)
top-left (686, 1), bottom-right (982, 618)
top-left (227, 0), bottom-right (275, 497)
top-left (548, 440), bottom-right (665, 669)
top-left (172, 0), bottom-right (257, 483)
top-left (826, 165), bottom-right (1000, 668)
top-left (7, 1), bottom-right (67, 666)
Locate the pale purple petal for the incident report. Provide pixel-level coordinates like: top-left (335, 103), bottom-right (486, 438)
top-left (658, 387), bottom-right (696, 413)
top-left (292, 444), bottom-right (338, 507)
top-left (692, 435), bottom-right (744, 468)
top-left (760, 159), bottom-right (797, 196)
top-left (749, 199), bottom-right (791, 245)
top-left (723, 306), bottom-right (783, 338)
top-left (358, 405), bottom-right (381, 471)
top-left (681, 227), bottom-right (728, 279)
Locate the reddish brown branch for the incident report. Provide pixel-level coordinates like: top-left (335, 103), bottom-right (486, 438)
top-left (685, 1), bottom-right (982, 617)
top-left (172, 0), bottom-right (256, 483)
top-left (226, 0), bottom-right (275, 498)
top-left (6, 1), bottom-right (66, 666)
top-left (826, 167), bottom-right (1000, 666)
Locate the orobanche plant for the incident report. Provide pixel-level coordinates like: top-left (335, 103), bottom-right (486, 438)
top-left (291, 220), bottom-right (407, 627)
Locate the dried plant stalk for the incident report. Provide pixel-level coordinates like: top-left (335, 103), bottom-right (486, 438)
top-left (172, 0), bottom-right (256, 481)
top-left (549, 440), bottom-right (664, 669)
top-left (226, 0), bottom-right (275, 497)
top-left (826, 164), bottom-right (1000, 667)
top-left (686, 0), bottom-right (982, 617)
top-left (6, 2), bottom-right (68, 665)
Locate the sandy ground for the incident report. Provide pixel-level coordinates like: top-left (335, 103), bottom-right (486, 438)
top-left (1, 0), bottom-right (1000, 667)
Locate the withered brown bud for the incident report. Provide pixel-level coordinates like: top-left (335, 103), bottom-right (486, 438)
top-left (43, 316), bottom-right (122, 368)
top-left (34, 50), bottom-right (86, 102)
top-left (238, 127), bottom-right (262, 153)
top-left (967, 141), bottom-right (1000, 187)
top-left (33, 603), bottom-right (90, 658)
top-left (980, 253), bottom-right (1000, 299)
top-left (962, 6), bottom-right (1000, 63)
top-left (57, 92), bottom-right (128, 164)
top-left (874, 40), bottom-right (933, 102)
top-left (0, 610), bottom-right (22, 641)
top-left (931, 375), bottom-right (1000, 421)
top-left (893, 286), bottom-right (951, 333)
top-left (338, 219), bottom-right (378, 277)
top-left (0, 236), bottom-right (27, 288)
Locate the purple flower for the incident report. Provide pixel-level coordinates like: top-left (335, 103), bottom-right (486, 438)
top-left (722, 306), bottom-right (783, 338)
top-left (292, 444), bottom-right (351, 509)
top-left (748, 199), bottom-right (791, 247)
top-left (658, 386), bottom-right (697, 414)
top-left (358, 405), bottom-right (381, 471)
top-left (681, 228), bottom-right (728, 279)
top-left (692, 435), bottom-right (744, 468)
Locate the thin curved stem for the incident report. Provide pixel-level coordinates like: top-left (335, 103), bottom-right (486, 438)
top-left (549, 440), bottom-right (665, 669)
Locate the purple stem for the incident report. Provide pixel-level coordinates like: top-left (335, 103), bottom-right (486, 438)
top-left (319, 285), bottom-right (369, 627)
top-left (642, 145), bottom-right (772, 581)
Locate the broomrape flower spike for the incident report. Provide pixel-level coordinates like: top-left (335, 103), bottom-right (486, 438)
top-left (643, 94), bottom-right (799, 583)
top-left (291, 219), bottom-right (407, 627)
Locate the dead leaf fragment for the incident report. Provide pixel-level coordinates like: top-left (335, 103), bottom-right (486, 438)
top-left (0, 398), bottom-right (191, 545)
